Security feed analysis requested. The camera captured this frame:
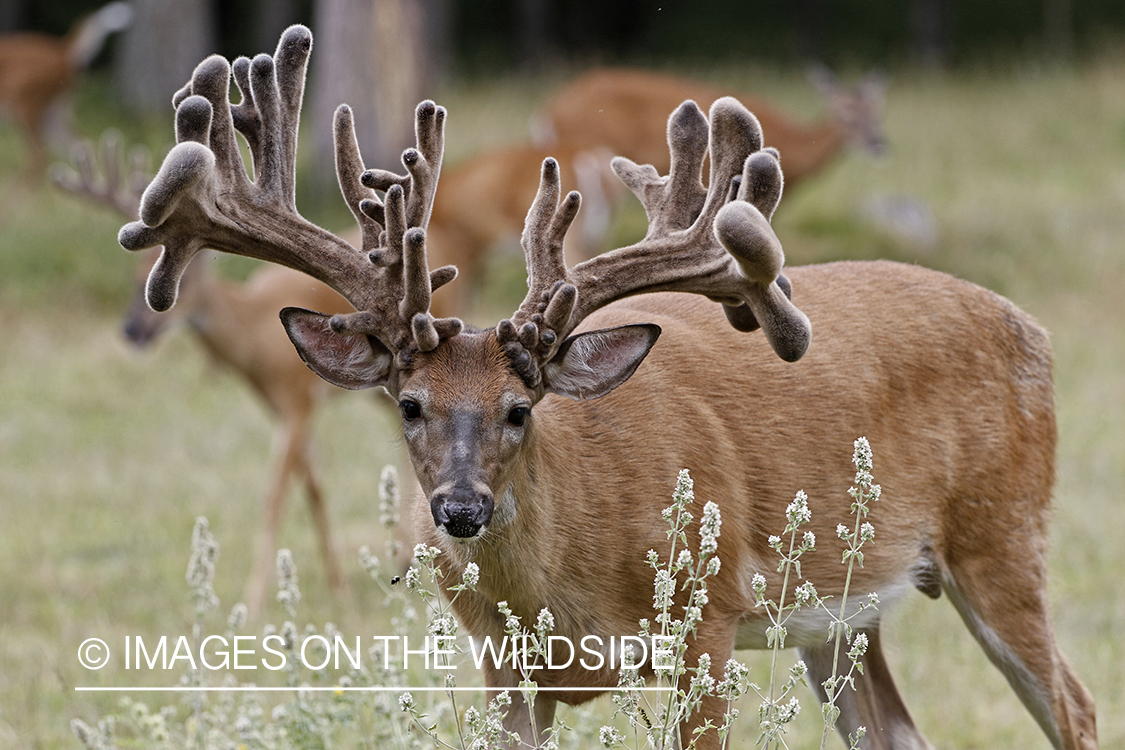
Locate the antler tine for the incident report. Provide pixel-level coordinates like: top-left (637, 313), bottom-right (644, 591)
top-left (51, 129), bottom-right (148, 219)
top-left (507, 96), bottom-right (810, 367)
top-left (613, 99), bottom-right (710, 237)
top-left (118, 26), bottom-right (382, 319)
top-left (323, 99), bottom-right (462, 354)
top-left (587, 97), bottom-right (808, 361)
top-left (359, 100), bottom-right (446, 234)
top-left (119, 26), bottom-right (461, 358)
top-left (491, 157), bottom-right (581, 387)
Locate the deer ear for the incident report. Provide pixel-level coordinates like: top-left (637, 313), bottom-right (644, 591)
top-left (542, 324), bottom-right (661, 401)
top-left (280, 307), bottom-right (393, 390)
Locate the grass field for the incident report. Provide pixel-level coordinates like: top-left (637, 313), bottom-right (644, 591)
top-left (1, 51), bottom-right (1123, 748)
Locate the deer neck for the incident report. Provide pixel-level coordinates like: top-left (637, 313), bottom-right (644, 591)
top-left (184, 274), bottom-right (254, 369)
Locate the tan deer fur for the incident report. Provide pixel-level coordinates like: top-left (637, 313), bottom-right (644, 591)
top-left (117, 26), bottom-right (1096, 750)
top-left (0, 2), bottom-right (131, 180)
top-left (400, 270), bottom-right (1093, 750)
top-left (535, 65), bottom-right (885, 188)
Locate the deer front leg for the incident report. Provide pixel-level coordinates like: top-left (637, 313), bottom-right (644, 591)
top-left (483, 663), bottom-right (558, 748)
top-left (673, 620), bottom-right (738, 750)
top-left (801, 625), bottom-right (932, 750)
top-left (501, 689), bottom-right (557, 749)
top-left (244, 415), bottom-right (304, 614)
top-left (294, 427), bottom-right (345, 595)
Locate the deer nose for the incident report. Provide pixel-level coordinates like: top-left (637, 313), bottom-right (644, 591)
top-left (122, 318), bottom-right (155, 348)
top-left (431, 485), bottom-right (494, 539)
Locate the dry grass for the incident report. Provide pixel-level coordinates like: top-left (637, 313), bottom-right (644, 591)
top-left (1, 52), bottom-right (1123, 748)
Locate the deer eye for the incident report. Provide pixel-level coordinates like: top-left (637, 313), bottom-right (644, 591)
top-left (399, 399), bottom-right (422, 422)
top-left (507, 406), bottom-right (530, 427)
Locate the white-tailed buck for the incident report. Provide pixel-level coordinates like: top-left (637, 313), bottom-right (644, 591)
top-left (54, 132), bottom-right (352, 614)
top-left (0, 2), bottom-right (132, 180)
top-left (534, 65), bottom-right (885, 190)
top-left (118, 27), bottom-right (1095, 749)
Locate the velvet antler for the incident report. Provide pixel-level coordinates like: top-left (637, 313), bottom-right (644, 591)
top-left (496, 97), bottom-right (811, 388)
top-left (117, 25), bottom-right (459, 356)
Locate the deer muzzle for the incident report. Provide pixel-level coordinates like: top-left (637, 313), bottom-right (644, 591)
top-left (430, 483), bottom-right (494, 539)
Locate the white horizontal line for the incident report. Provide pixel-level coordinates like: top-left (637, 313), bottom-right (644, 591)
top-left (75, 685), bottom-right (672, 693)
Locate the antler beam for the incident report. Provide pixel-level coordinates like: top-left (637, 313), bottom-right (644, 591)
top-left (118, 25), bottom-right (459, 355)
top-left (498, 97), bottom-right (811, 388)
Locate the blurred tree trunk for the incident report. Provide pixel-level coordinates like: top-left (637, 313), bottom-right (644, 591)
top-left (113, 0), bottom-right (218, 113)
top-left (518, 0), bottom-right (550, 70)
top-left (910, 0), bottom-right (946, 68)
top-left (1043, 0), bottom-right (1073, 59)
top-left (0, 0), bottom-right (25, 33)
top-left (253, 0), bottom-right (303, 54)
top-left (309, 0), bottom-right (440, 190)
top-left (793, 0), bottom-right (827, 61)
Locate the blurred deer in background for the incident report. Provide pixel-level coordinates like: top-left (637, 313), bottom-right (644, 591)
top-left (119, 27), bottom-right (1095, 749)
top-left (53, 131), bottom-right (352, 614)
top-left (534, 65), bottom-right (885, 191)
top-left (427, 142), bottom-right (623, 314)
top-left (0, 2), bottom-right (132, 181)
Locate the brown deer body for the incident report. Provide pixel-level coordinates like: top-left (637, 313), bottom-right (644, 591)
top-left (0, 2), bottom-right (131, 179)
top-left (54, 136), bottom-right (352, 614)
top-left (117, 27), bottom-right (1096, 749)
top-left (416, 272), bottom-right (1086, 747)
top-left (535, 66), bottom-right (885, 188)
top-left (126, 251), bottom-right (353, 612)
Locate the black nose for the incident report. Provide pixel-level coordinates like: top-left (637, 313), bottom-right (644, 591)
top-left (122, 319), bottom-right (155, 348)
top-left (431, 486), bottom-right (493, 539)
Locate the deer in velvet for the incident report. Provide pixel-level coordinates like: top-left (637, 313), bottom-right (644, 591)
top-left (117, 26), bottom-right (1096, 750)
top-left (0, 2), bottom-right (132, 180)
top-left (534, 65), bottom-right (885, 190)
top-left (54, 132), bottom-right (352, 614)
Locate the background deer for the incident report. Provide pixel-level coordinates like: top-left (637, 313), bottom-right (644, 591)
top-left (0, 2), bottom-right (132, 181)
top-left (534, 65), bottom-right (885, 190)
top-left (53, 132), bottom-right (353, 614)
top-left (427, 141), bottom-right (623, 314)
top-left (118, 27), bottom-right (1096, 749)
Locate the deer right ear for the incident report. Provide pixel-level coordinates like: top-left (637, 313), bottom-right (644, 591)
top-left (542, 323), bottom-right (661, 401)
top-left (280, 307), bottom-right (393, 390)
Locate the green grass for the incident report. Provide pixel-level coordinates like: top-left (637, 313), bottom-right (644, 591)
top-left (2, 54), bottom-right (1124, 748)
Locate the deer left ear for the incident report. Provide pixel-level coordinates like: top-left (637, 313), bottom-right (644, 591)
top-left (542, 324), bottom-right (661, 401)
top-left (281, 307), bottom-right (394, 390)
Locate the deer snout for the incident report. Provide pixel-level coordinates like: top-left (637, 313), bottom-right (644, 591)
top-left (122, 316), bottom-right (160, 348)
top-left (430, 484), bottom-right (494, 539)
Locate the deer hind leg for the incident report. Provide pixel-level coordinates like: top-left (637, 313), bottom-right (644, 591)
top-left (243, 419), bottom-right (300, 615)
top-left (941, 550), bottom-right (1097, 750)
top-left (294, 428), bottom-right (345, 594)
top-left (244, 427), bottom-right (294, 616)
top-left (800, 625), bottom-right (933, 750)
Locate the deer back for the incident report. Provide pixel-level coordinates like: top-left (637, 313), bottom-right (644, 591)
top-left (537, 66), bottom-right (885, 186)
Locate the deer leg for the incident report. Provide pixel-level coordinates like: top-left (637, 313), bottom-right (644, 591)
top-left (800, 625), bottom-right (933, 750)
top-left (243, 419), bottom-right (301, 615)
top-left (674, 620), bottom-right (738, 750)
top-left (941, 552), bottom-right (1098, 750)
top-left (491, 686), bottom-right (557, 748)
top-left (294, 427), bottom-right (345, 593)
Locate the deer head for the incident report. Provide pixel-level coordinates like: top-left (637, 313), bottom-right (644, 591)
top-left (118, 24), bottom-right (809, 539)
